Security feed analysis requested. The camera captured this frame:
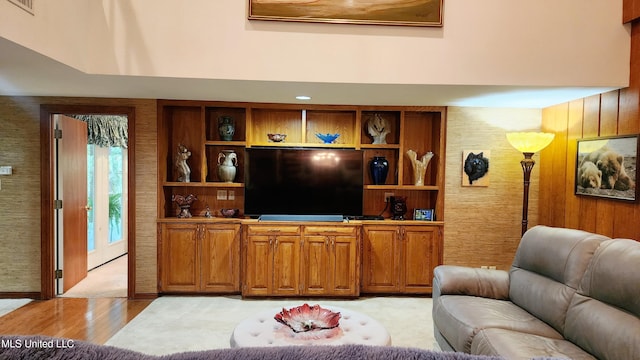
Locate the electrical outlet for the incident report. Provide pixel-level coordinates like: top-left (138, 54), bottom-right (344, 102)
top-left (384, 192), bottom-right (394, 202)
top-left (216, 190), bottom-right (227, 200)
top-left (228, 190), bottom-right (235, 200)
top-left (488, 266), bottom-right (497, 270)
top-left (480, 266), bottom-right (489, 269)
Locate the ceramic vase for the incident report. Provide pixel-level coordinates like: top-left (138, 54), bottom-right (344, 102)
top-left (217, 150), bottom-right (237, 182)
top-left (369, 156), bottom-right (389, 185)
top-left (218, 116), bottom-right (235, 141)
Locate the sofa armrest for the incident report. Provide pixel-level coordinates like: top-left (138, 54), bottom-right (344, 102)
top-left (433, 265), bottom-right (510, 300)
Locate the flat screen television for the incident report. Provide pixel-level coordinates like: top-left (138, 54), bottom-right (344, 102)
top-left (244, 147), bottom-right (364, 217)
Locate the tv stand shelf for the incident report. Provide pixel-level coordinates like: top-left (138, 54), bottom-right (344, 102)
top-left (157, 100), bottom-right (446, 297)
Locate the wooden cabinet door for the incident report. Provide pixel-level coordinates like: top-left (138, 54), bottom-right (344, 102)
top-left (302, 235), bottom-right (331, 295)
top-left (362, 225), bottom-right (401, 293)
top-left (160, 223), bottom-right (199, 292)
top-left (243, 234), bottom-right (272, 296)
top-left (200, 224), bottom-right (240, 292)
top-left (402, 226), bottom-right (439, 293)
top-left (330, 235), bottom-right (359, 296)
top-left (272, 235), bottom-right (301, 295)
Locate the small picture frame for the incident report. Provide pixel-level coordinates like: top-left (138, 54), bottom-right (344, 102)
top-left (414, 208), bottom-right (435, 221)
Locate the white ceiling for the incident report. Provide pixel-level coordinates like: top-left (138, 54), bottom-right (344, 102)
top-left (0, 37), bottom-right (622, 108)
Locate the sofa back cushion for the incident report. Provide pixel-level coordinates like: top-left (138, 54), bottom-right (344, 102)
top-left (509, 226), bottom-right (607, 333)
top-left (565, 239), bottom-right (640, 360)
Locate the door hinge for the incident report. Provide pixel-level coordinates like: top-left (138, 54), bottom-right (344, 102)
top-left (54, 200), bottom-right (62, 209)
top-left (55, 269), bottom-right (63, 279)
top-left (54, 129), bottom-right (62, 139)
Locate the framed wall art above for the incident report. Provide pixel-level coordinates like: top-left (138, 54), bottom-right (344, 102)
top-left (248, 0), bottom-right (443, 27)
top-left (575, 134), bottom-right (638, 202)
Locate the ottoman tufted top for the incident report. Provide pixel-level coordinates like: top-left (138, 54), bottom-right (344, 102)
top-left (230, 305), bottom-right (391, 347)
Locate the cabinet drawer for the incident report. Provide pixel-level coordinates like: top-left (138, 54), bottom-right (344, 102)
top-left (246, 225), bottom-right (300, 235)
top-left (303, 226), bottom-right (358, 236)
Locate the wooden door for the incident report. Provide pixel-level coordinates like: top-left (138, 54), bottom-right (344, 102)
top-left (272, 235), bottom-right (300, 295)
top-left (330, 235), bottom-right (359, 296)
top-left (403, 226), bottom-right (439, 293)
top-left (57, 115), bottom-right (88, 292)
top-left (302, 235), bottom-right (330, 295)
top-left (159, 223), bottom-right (199, 292)
top-left (201, 224), bottom-right (240, 292)
top-left (243, 234), bottom-right (272, 296)
top-left (362, 225), bottom-right (401, 293)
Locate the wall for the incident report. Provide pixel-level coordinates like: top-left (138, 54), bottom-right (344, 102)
top-left (0, 97), bottom-right (539, 294)
top-left (539, 19), bottom-right (640, 242)
top-left (0, 1), bottom-right (629, 89)
top-left (0, 96), bottom-right (158, 295)
top-left (540, 90), bottom-right (640, 240)
top-left (444, 107), bottom-right (543, 269)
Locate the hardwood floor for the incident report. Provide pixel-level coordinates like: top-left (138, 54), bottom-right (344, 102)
top-left (0, 298), bottom-right (152, 344)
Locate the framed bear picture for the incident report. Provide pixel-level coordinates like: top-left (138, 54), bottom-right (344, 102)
top-left (575, 135), bottom-right (639, 202)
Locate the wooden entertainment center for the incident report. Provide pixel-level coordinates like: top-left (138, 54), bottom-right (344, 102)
top-left (157, 100), bottom-right (446, 296)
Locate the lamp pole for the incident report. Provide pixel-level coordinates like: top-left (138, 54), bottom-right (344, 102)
top-left (519, 152), bottom-right (535, 236)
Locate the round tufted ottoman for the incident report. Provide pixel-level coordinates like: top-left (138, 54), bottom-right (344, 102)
top-left (230, 305), bottom-right (391, 347)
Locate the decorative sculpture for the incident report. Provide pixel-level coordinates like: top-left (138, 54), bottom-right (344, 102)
top-left (367, 113), bottom-right (390, 144)
top-left (406, 150), bottom-right (434, 186)
top-left (274, 304), bottom-right (341, 333)
top-left (174, 144), bottom-right (191, 182)
top-left (172, 194), bottom-right (197, 218)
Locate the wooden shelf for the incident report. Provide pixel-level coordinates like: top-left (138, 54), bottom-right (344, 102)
top-left (163, 182), bottom-right (244, 188)
top-left (205, 141), bottom-right (246, 147)
top-left (360, 144), bottom-right (401, 149)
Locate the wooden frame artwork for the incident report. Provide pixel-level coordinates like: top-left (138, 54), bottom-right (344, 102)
top-left (248, 0), bottom-right (443, 27)
top-left (462, 150), bottom-right (490, 187)
top-left (575, 135), bottom-right (638, 202)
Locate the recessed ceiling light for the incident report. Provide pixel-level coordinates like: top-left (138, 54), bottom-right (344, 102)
top-left (296, 95), bottom-right (311, 100)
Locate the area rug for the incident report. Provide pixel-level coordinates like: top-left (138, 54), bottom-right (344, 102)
top-left (1, 335), bottom-right (506, 360)
top-left (0, 299), bottom-right (32, 318)
top-left (105, 296), bottom-right (435, 355)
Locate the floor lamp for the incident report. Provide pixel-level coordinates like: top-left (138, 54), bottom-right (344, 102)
top-left (506, 132), bottom-right (555, 236)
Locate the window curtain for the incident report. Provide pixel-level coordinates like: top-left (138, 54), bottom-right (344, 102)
top-left (72, 115), bottom-right (128, 148)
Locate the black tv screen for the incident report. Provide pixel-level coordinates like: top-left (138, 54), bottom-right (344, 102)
top-left (244, 148), bottom-right (364, 217)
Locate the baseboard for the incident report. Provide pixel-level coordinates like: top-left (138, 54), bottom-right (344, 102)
top-left (0, 292), bottom-right (40, 299)
top-left (133, 292), bottom-right (158, 300)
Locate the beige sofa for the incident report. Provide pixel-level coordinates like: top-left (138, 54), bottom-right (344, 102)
top-left (432, 225), bottom-right (640, 360)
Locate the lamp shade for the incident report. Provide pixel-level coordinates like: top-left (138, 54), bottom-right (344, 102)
top-left (506, 132), bottom-right (555, 153)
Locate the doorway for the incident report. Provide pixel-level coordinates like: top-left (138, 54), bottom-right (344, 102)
top-left (58, 120), bottom-right (129, 297)
top-left (41, 105), bottom-right (136, 300)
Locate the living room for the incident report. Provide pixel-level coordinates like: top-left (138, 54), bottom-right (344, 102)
top-left (0, 1), bottom-right (639, 359)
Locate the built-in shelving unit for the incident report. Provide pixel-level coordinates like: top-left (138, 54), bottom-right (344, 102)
top-left (156, 100), bottom-right (446, 296)
top-left (157, 101), bottom-right (446, 220)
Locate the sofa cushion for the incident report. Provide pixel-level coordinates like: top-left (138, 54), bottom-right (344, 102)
top-left (565, 239), bottom-right (640, 360)
top-left (509, 226), bottom-right (607, 333)
top-left (433, 295), bottom-right (562, 353)
top-left (471, 328), bottom-right (596, 360)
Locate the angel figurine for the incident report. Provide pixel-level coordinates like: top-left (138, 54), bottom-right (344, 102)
top-left (367, 113), bottom-right (390, 144)
top-left (174, 144), bottom-right (191, 182)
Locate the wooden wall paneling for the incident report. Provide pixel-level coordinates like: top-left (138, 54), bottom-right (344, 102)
top-left (615, 88), bottom-right (640, 240)
top-left (623, 0), bottom-right (640, 23)
top-left (540, 104), bottom-right (568, 228)
top-left (594, 91), bottom-right (620, 236)
top-left (564, 99), bottom-right (586, 230)
top-left (577, 95), bottom-right (602, 233)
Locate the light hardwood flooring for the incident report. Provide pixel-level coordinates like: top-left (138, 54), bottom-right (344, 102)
top-left (62, 254), bottom-right (127, 298)
top-left (0, 298), bottom-right (152, 344)
top-left (0, 255), bottom-right (146, 344)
